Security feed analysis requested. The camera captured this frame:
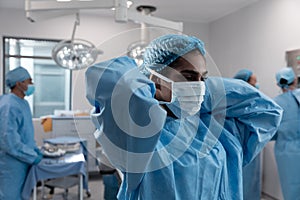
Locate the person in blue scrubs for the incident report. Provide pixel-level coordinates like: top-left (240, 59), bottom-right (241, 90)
top-left (85, 34), bottom-right (282, 199)
top-left (234, 69), bottom-right (261, 200)
top-left (0, 66), bottom-right (43, 200)
top-left (273, 67), bottom-right (300, 200)
top-left (234, 69), bottom-right (259, 89)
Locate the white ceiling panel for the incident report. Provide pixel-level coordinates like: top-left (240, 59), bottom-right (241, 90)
top-left (0, 0), bottom-right (260, 23)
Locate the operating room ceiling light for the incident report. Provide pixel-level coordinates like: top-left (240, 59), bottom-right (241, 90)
top-left (52, 13), bottom-right (103, 70)
top-left (127, 41), bottom-right (148, 66)
top-left (52, 39), bottom-right (102, 70)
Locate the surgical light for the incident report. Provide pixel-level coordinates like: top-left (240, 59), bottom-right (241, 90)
top-left (127, 41), bottom-right (148, 66)
top-left (52, 13), bottom-right (103, 70)
top-left (52, 39), bottom-right (102, 70)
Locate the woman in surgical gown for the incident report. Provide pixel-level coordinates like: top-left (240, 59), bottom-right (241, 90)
top-left (0, 67), bottom-right (42, 200)
top-left (273, 67), bottom-right (300, 200)
top-left (85, 34), bottom-right (282, 199)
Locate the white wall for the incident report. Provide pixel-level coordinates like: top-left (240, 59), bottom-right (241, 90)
top-left (184, 22), bottom-right (210, 50)
top-left (209, 0), bottom-right (300, 98)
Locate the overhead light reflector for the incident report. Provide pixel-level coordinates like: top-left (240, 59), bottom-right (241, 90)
top-left (52, 39), bottom-right (102, 70)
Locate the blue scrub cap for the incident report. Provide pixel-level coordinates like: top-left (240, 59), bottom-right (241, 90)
top-left (5, 66), bottom-right (31, 88)
top-left (233, 69), bottom-right (253, 82)
top-left (140, 34), bottom-right (206, 75)
top-left (276, 67), bottom-right (295, 88)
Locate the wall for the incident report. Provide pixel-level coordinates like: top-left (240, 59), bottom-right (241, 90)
top-left (209, 0), bottom-right (300, 199)
top-left (210, 0), bottom-right (300, 98)
top-left (184, 22), bottom-right (210, 51)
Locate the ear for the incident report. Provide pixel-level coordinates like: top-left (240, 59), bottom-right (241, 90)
top-left (150, 75), bottom-right (163, 100)
top-left (15, 81), bottom-right (26, 91)
top-left (15, 81), bottom-right (22, 88)
top-left (150, 75), bottom-right (172, 102)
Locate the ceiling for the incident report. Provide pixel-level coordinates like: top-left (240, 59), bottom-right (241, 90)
top-left (0, 0), bottom-right (260, 23)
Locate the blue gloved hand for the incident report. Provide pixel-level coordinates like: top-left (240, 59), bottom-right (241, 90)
top-left (33, 153), bottom-right (43, 165)
top-left (33, 148), bottom-right (43, 165)
top-left (34, 148), bottom-right (44, 157)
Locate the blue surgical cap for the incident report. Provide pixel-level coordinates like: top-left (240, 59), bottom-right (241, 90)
top-left (141, 34), bottom-right (206, 74)
top-left (233, 69), bottom-right (253, 82)
top-left (5, 66), bottom-right (31, 88)
top-left (276, 67), bottom-right (295, 88)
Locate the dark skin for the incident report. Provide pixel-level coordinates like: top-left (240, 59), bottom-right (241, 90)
top-left (11, 78), bottom-right (33, 99)
top-left (248, 74), bottom-right (257, 87)
top-left (150, 49), bottom-right (207, 117)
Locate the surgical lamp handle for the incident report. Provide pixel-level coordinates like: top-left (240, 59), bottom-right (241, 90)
top-left (138, 6), bottom-right (154, 43)
top-left (71, 12), bottom-right (80, 42)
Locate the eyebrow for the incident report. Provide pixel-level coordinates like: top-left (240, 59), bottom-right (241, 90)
top-left (181, 70), bottom-right (208, 77)
top-left (181, 70), bottom-right (199, 75)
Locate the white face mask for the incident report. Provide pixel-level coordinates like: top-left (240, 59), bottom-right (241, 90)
top-left (148, 68), bottom-right (206, 117)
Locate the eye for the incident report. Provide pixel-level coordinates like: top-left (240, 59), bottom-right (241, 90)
top-left (185, 75), bottom-right (196, 81)
top-left (179, 73), bottom-right (197, 81)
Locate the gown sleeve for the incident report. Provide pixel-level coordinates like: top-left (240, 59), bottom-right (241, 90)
top-left (201, 77), bottom-right (283, 165)
top-left (85, 56), bottom-right (167, 190)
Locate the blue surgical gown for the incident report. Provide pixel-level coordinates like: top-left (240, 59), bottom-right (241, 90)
top-left (0, 93), bottom-right (41, 200)
top-left (273, 89), bottom-right (300, 200)
top-left (85, 56), bottom-right (282, 200)
top-left (242, 154), bottom-right (261, 200)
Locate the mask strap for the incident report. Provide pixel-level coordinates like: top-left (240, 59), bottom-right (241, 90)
top-left (146, 67), bottom-right (173, 84)
top-left (146, 67), bottom-right (175, 104)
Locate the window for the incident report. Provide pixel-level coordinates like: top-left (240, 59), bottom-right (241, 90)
top-left (3, 37), bottom-right (71, 118)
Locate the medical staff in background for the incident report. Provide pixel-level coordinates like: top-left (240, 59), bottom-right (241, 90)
top-left (234, 69), bottom-right (259, 89)
top-left (85, 34), bottom-right (282, 199)
top-left (0, 66), bottom-right (43, 200)
top-left (234, 68), bottom-right (261, 200)
top-left (273, 67), bottom-right (300, 200)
